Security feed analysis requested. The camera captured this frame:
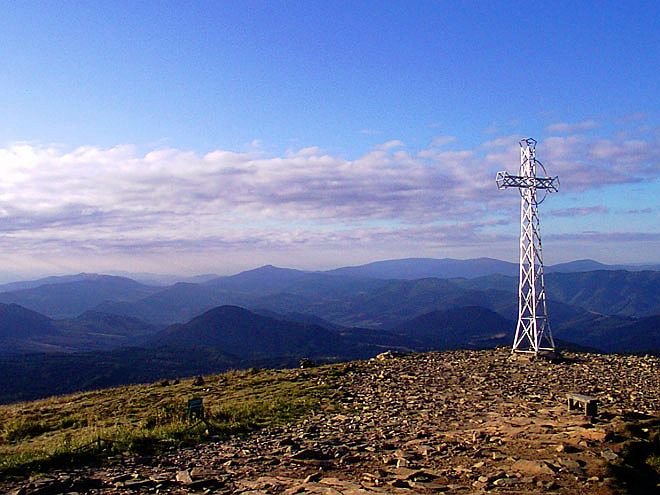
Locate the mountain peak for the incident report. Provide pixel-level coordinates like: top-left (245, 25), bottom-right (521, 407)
top-left (152, 305), bottom-right (342, 358)
top-left (249, 264), bottom-right (302, 274)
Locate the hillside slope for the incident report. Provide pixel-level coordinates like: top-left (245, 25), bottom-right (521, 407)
top-left (1, 349), bottom-right (658, 494)
top-left (392, 306), bottom-right (512, 350)
top-left (0, 303), bottom-right (62, 354)
top-left (555, 313), bottom-right (660, 353)
top-left (151, 305), bottom-right (345, 359)
top-left (0, 304), bottom-right (160, 355)
top-left (546, 270), bottom-right (660, 316)
top-left (2, 300), bottom-right (659, 402)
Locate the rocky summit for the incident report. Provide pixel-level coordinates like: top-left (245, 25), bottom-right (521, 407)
top-left (4, 349), bottom-right (660, 495)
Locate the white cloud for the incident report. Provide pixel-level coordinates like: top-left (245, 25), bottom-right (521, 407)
top-left (0, 128), bottom-right (658, 274)
top-left (3, 133), bottom-right (657, 235)
top-left (377, 140), bottom-right (405, 150)
top-left (541, 135), bottom-right (660, 189)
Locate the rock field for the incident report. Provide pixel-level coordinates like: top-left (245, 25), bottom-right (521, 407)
top-left (4, 348), bottom-right (660, 494)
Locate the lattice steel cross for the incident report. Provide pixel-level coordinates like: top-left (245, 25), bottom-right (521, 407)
top-left (496, 138), bottom-right (559, 355)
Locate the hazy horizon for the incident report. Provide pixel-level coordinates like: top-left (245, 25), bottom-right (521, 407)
top-left (1, 255), bottom-right (659, 286)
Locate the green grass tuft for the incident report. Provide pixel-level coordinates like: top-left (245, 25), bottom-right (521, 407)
top-left (2, 417), bottom-right (50, 443)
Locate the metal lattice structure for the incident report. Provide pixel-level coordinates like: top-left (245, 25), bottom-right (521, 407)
top-left (496, 138), bottom-right (559, 355)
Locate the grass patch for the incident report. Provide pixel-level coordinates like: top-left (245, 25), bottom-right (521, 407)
top-left (0, 365), bottom-right (338, 479)
top-left (2, 417), bottom-right (50, 442)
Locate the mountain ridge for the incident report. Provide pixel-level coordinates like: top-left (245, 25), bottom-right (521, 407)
top-left (150, 305), bottom-right (346, 360)
top-left (1, 302), bottom-right (658, 404)
top-left (0, 275), bottom-right (160, 319)
top-left (0, 303), bottom-right (160, 355)
top-left (4, 257), bottom-right (658, 294)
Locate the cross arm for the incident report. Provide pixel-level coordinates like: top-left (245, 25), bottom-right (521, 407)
top-left (496, 171), bottom-right (559, 192)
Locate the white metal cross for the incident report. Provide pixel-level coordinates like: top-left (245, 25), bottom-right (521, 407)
top-left (496, 138), bottom-right (559, 355)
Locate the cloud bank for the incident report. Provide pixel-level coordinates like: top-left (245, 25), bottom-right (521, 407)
top-left (0, 129), bottom-right (657, 274)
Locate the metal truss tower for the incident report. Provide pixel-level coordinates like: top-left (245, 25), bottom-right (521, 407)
top-left (496, 138), bottom-right (559, 355)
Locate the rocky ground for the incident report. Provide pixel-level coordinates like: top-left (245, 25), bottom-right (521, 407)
top-left (4, 348), bottom-right (660, 495)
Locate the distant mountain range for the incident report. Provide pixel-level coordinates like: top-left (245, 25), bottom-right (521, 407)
top-left (0, 275), bottom-right (160, 319)
top-left (151, 305), bottom-right (346, 359)
top-left (547, 259), bottom-right (660, 274)
top-left (3, 301), bottom-right (653, 403)
top-left (323, 257), bottom-right (660, 280)
top-left (0, 305), bottom-right (511, 402)
top-left (325, 257), bottom-right (519, 279)
top-left (0, 257), bottom-right (658, 403)
top-left (0, 258), bottom-right (658, 335)
top-left (0, 273), bottom-right (105, 292)
top-left (0, 303), bottom-right (160, 354)
top-left (455, 270), bottom-right (660, 318)
top-left (92, 268), bottom-right (660, 328)
top-left (3, 257), bottom-right (658, 295)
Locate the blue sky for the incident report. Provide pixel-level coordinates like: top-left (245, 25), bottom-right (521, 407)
top-left (0, 1), bottom-right (658, 279)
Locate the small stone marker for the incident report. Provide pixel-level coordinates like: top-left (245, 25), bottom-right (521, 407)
top-left (566, 392), bottom-right (598, 417)
top-left (186, 397), bottom-right (204, 420)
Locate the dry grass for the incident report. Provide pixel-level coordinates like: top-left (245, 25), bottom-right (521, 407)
top-left (0, 365), bottom-right (340, 478)
top-left (648, 454), bottom-right (660, 475)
